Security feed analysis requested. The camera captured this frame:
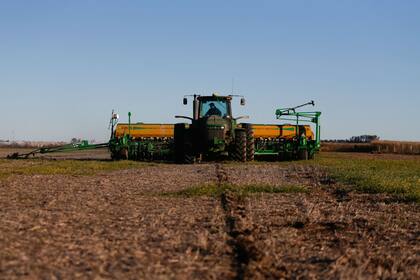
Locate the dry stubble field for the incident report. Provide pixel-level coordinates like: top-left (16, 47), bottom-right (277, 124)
top-left (0, 148), bottom-right (419, 279)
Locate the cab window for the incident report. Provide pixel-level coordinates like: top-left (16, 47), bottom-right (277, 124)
top-left (200, 100), bottom-right (228, 117)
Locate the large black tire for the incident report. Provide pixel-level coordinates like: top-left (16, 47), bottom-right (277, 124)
top-left (174, 123), bottom-right (194, 164)
top-left (174, 123), bottom-right (185, 163)
top-left (233, 129), bottom-right (247, 162)
top-left (243, 124), bottom-right (255, 161)
top-left (182, 140), bottom-right (195, 164)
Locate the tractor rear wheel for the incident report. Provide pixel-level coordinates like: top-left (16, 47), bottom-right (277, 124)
top-left (243, 124), bottom-right (255, 161)
top-left (233, 129), bottom-right (247, 162)
top-left (174, 123), bottom-right (185, 163)
top-left (182, 140), bottom-right (195, 164)
top-left (175, 123), bottom-right (194, 164)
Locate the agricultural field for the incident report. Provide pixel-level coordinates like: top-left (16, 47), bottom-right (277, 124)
top-left (321, 140), bottom-right (420, 155)
top-left (0, 148), bottom-right (419, 279)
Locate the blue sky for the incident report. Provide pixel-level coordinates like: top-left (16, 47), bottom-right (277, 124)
top-left (1, 0), bottom-right (419, 141)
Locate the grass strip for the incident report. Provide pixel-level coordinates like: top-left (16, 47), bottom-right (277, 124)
top-left (313, 153), bottom-right (420, 203)
top-left (0, 159), bottom-right (149, 178)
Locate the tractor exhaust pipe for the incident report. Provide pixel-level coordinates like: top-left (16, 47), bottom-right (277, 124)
top-left (193, 94), bottom-right (199, 120)
top-left (182, 94), bottom-right (200, 121)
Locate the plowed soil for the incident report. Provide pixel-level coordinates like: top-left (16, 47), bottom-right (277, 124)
top-left (0, 149), bottom-right (419, 279)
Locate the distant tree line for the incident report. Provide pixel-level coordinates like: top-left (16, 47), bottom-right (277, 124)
top-left (323, 135), bottom-right (379, 143)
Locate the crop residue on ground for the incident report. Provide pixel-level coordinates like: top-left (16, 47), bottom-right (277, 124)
top-left (0, 149), bottom-right (419, 279)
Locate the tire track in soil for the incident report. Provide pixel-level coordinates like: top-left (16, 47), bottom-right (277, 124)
top-left (215, 163), bottom-right (262, 280)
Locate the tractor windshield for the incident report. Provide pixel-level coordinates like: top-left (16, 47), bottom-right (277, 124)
top-left (200, 99), bottom-right (228, 118)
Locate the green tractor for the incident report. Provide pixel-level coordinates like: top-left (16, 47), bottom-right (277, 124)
top-left (174, 94), bottom-right (254, 163)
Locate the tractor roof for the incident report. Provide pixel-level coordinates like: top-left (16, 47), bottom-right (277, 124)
top-left (198, 94), bottom-right (232, 101)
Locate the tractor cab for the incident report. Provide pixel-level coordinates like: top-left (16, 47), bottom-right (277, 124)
top-left (181, 93), bottom-right (245, 121)
top-left (198, 95), bottom-right (232, 119)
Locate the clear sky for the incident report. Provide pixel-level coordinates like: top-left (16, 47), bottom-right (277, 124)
top-left (1, 0), bottom-right (419, 142)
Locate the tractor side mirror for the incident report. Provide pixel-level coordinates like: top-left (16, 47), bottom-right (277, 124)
top-left (240, 98), bottom-right (246, 106)
top-left (183, 98), bottom-right (188, 105)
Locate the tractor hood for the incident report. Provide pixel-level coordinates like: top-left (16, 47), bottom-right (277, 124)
top-left (206, 115), bottom-right (227, 128)
top-left (202, 115), bottom-right (229, 153)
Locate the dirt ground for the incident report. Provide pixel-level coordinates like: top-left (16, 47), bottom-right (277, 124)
top-left (0, 149), bottom-right (419, 279)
